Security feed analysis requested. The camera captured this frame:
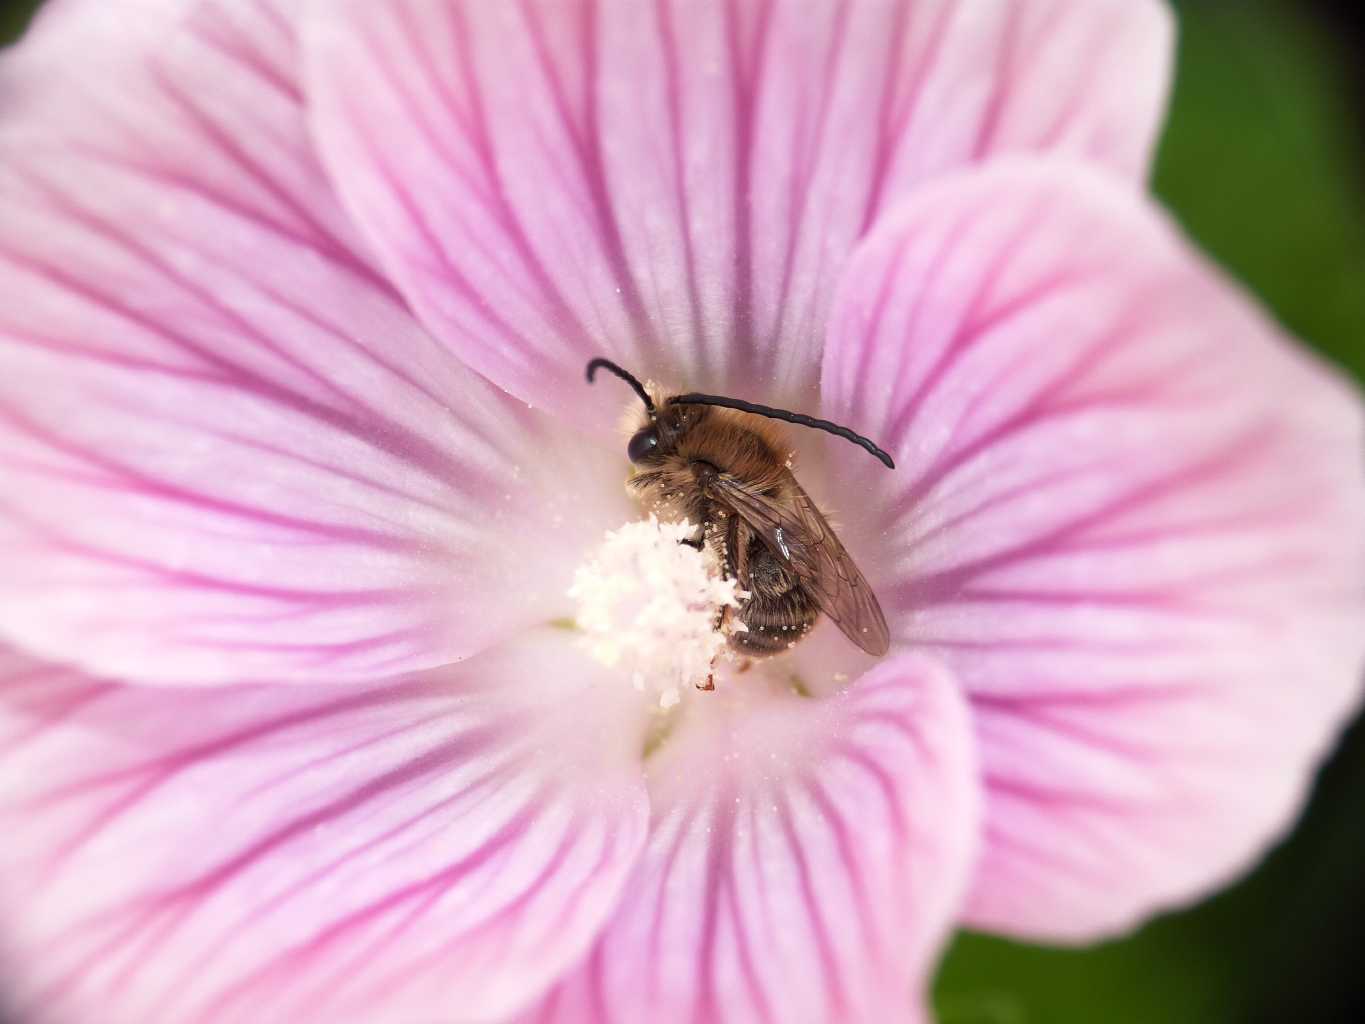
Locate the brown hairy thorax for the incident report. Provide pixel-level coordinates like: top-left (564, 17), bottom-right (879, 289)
top-left (625, 386), bottom-right (794, 531)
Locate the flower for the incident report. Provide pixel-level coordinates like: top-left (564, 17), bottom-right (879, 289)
top-left (0, 1), bottom-right (1361, 1023)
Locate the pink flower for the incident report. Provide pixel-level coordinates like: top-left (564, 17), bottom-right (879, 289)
top-left (0, 1), bottom-right (1361, 1022)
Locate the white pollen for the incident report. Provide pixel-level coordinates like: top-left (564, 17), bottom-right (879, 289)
top-left (569, 516), bottom-right (743, 704)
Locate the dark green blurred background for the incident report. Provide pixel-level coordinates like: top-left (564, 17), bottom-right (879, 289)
top-left (2, 1), bottom-right (1361, 1022)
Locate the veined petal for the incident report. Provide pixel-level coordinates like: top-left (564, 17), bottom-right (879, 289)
top-left (519, 655), bottom-right (979, 1024)
top-left (0, 1), bottom-right (632, 685)
top-left (303, 0), bottom-right (1171, 431)
top-left (822, 161), bottom-right (1365, 939)
top-left (0, 633), bottom-right (649, 1024)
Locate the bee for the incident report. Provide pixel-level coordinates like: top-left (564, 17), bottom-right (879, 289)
top-left (586, 357), bottom-right (893, 664)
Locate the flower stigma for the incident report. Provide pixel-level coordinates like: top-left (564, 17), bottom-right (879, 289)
top-left (568, 516), bottom-right (744, 707)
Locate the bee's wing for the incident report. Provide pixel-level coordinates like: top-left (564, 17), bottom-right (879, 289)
top-left (708, 470), bottom-right (891, 656)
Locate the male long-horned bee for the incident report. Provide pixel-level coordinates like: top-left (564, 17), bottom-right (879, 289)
top-left (586, 357), bottom-right (893, 662)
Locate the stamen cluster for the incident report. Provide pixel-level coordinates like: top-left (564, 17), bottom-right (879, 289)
top-left (569, 517), bottom-right (743, 707)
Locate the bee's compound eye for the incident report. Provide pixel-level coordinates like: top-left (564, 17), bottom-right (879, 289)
top-left (628, 427), bottom-right (660, 463)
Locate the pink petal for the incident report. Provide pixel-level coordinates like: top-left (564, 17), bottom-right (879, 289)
top-left (821, 160), bottom-right (1365, 939)
top-left (303, 0), bottom-right (1171, 431)
top-left (0, 634), bottom-right (649, 1023)
top-left (0, 2), bottom-right (632, 685)
top-left (518, 655), bottom-right (979, 1024)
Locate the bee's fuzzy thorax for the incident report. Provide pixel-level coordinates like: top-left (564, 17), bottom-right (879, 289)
top-left (616, 389), bottom-right (794, 536)
top-left (671, 403), bottom-right (792, 492)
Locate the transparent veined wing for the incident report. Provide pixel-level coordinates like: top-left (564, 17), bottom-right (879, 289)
top-left (706, 470), bottom-right (890, 656)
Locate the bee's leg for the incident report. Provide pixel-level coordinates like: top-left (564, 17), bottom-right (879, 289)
top-left (679, 521), bottom-right (704, 554)
top-left (736, 658), bottom-right (753, 675)
top-left (723, 512), bottom-right (742, 581)
top-left (700, 601), bottom-right (723, 693)
top-left (698, 644), bottom-right (718, 691)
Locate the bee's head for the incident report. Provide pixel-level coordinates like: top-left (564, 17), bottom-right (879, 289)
top-left (626, 401), bottom-right (701, 465)
top-left (585, 357), bottom-right (683, 466)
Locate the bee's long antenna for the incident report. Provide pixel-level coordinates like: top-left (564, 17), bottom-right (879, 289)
top-left (586, 358), bottom-right (655, 413)
top-left (671, 393), bottom-right (896, 469)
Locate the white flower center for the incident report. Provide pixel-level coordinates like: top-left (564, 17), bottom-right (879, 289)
top-left (569, 516), bottom-right (743, 707)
